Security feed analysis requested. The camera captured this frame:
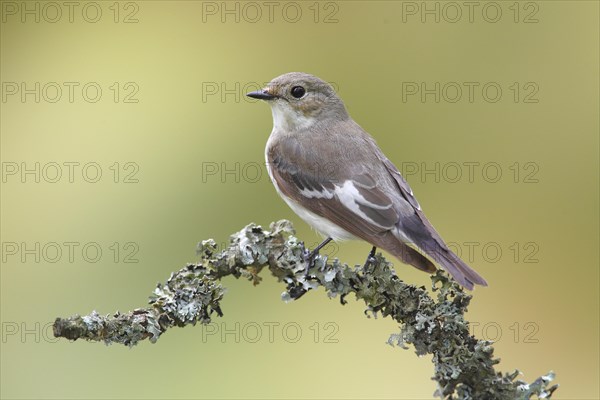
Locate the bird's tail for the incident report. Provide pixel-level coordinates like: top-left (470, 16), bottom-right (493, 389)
top-left (390, 241), bottom-right (437, 274)
top-left (390, 238), bottom-right (487, 290)
top-left (418, 238), bottom-right (488, 290)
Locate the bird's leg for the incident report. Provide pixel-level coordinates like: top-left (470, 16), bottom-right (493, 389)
top-left (304, 237), bottom-right (333, 277)
top-left (363, 246), bottom-right (377, 269)
top-left (288, 237), bottom-right (334, 301)
top-left (308, 237), bottom-right (333, 260)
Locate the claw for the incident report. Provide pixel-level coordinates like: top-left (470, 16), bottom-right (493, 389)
top-left (340, 293), bottom-right (348, 305)
top-left (304, 237), bottom-right (333, 279)
top-left (288, 284), bottom-right (308, 300)
top-left (363, 246), bottom-right (377, 269)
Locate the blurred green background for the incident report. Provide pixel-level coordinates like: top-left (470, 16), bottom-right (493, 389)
top-left (1, 1), bottom-right (598, 399)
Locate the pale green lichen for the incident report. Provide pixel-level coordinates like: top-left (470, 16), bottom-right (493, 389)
top-left (53, 220), bottom-right (557, 399)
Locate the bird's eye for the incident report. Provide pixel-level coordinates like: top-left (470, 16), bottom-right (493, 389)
top-left (291, 86), bottom-right (306, 98)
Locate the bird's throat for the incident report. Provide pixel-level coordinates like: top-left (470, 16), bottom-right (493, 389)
top-left (270, 102), bottom-right (316, 132)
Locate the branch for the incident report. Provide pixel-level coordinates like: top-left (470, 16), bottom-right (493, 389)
top-left (53, 220), bottom-right (557, 399)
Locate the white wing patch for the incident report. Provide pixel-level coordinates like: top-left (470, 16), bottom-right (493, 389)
top-left (299, 180), bottom-right (395, 228)
top-left (299, 187), bottom-right (335, 199)
top-left (334, 180), bottom-right (394, 229)
top-left (296, 180), bottom-right (396, 231)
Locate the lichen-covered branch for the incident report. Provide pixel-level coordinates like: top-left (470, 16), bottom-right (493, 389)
top-left (53, 220), bottom-right (557, 399)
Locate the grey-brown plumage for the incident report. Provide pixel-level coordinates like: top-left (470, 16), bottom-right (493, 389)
top-left (247, 72), bottom-right (487, 290)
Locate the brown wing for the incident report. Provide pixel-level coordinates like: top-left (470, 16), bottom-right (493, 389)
top-left (376, 153), bottom-right (448, 249)
top-left (268, 137), bottom-right (399, 240)
top-left (377, 152), bottom-right (488, 288)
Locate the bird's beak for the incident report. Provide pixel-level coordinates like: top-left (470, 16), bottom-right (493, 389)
top-left (246, 89), bottom-right (276, 100)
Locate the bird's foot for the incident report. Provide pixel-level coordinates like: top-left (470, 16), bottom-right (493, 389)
top-left (303, 237), bottom-right (333, 279)
top-left (288, 284), bottom-right (308, 300)
top-left (288, 238), bottom-right (335, 301)
top-left (362, 246), bottom-right (377, 270)
top-left (302, 247), bottom-right (316, 279)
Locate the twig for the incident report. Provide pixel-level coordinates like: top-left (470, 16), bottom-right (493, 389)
top-left (53, 220), bottom-right (557, 399)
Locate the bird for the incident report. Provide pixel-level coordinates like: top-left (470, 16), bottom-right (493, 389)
top-left (246, 72), bottom-right (487, 290)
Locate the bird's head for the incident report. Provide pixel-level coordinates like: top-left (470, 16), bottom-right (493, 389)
top-left (247, 72), bottom-right (349, 132)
